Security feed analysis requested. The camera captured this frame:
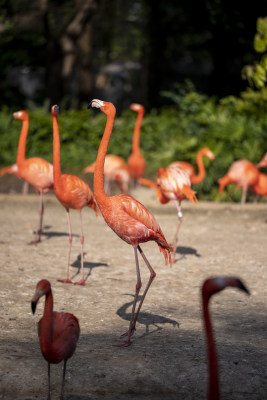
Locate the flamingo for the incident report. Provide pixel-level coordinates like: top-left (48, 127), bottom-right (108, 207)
top-left (257, 152), bottom-right (267, 168)
top-left (51, 105), bottom-right (99, 285)
top-left (169, 147), bottom-right (215, 185)
top-left (31, 279), bottom-right (80, 400)
top-left (0, 163), bottom-right (29, 194)
top-left (157, 166), bottom-right (197, 260)
top-left (83, 154), bottom-right (129, 194)
top-left (202, 276), bottom-right (249, 400)
top-left (88, 99), bottom-right (173, 347)
top-left (252, 173), bottom-right (267, 197)
top-left (218, 159), bottom-right (260, 203)
top-left (138, 177), bottom-right (170, 204)
top-left (127, 103), bottom-right (146, 185)
top-left (13, 110), bottom-right (53, 244)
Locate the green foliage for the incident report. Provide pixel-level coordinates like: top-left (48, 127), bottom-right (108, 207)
top-left (1, 85), bottom-right (267, 201)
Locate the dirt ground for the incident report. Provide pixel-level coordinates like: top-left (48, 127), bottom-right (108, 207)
top-left (0, 183), bottom-right (266, 400)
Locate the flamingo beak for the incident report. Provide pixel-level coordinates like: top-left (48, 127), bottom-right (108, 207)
top-left (31, 289), bottom-right (43, 314)
top-left (31, 300), bottom-right (37, 315)
top-left (237, 279), bottom-right (250, 295)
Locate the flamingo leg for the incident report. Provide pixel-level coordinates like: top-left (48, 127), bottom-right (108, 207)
top-left (47, 363), bottom-right (51, 400)
top-left (60, 360), bottom-right (67, 400)
top-left (31, 190), bottom-right (44, 245)
top-left (74, 211), bottom-right (86, 286)
top-left (241, 187), bottom-right (247, 204)
top-left (119, 245), bottom-right (156, 346)
top-left (172, 200), bottom-right (183, 260)
top-left (58, 210), bottom-right (73, 284)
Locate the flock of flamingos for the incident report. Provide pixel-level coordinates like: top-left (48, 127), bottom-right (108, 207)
top-left (2, 99), bottom-right (266, 399)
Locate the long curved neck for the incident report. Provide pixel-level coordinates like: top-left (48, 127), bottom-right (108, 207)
top-left (132, 110), bottom-right (144, 153)
top-left (191, 150), bottom-right (206, 184)
top-left (203, 296), bottom-right (219, 400)
top-left (52, 114), bottom-right (62, 184)
top-left (94, 110), bottom-right (116, 206)
top-left (16, 118), bottom-right (29, 168)
top-left (40, 291), bottom-right (54, 353)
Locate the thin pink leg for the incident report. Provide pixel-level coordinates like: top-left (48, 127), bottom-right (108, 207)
top-left (119, 245), bottom-right (156, 347)
top-left (172, 200), bottom-right (183, 261)
top-left (58, 210), bottom-right (73, 284)
top-left (74, 211), bottom-right (86, 286)
top-left (31, 191), bottom-right (44, 245)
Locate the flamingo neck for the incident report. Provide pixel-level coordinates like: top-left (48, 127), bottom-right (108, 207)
top-left (94, 110), bottom-right (116, 206)
top-left (203, 296), bottom-right (220, 400)
top-left (40, 291), bottom-right (54, 355)
top-left (132, 110), bottom-right (144, 153)
top-left (52, 114), bottom-right (62, 184)
top-left (191, 150), bottom-right (205, 184)
top-left (16, 117), bottom-right (29, 169)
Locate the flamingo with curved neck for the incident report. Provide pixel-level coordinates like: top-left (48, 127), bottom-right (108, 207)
top-left (31, 279), bottom-right (80, 400)
top-left (51, 105), bottom-right (99, 285)
top-left (89, 99), bottom-right (173, 346)
top-left (202, 276), bottom-right (249, 400)
top-left (170, 147), bottom-right (215, 185)
top-left (127, 103), bottom-right (146, 184)
top-left (13, 110), bottom-right (53, 244)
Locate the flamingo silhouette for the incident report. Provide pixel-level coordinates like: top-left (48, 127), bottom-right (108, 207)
top-left (31, 279), bottom-right (80, 400)
top-left (127, 103), bottom-right (146, 185)
top-left (83, 154), bottom-right (129, 194)
top-left (13, 110), bottom-right (53, 244)
top-left (88, 99), bottom-right (173, 347)
top-left (218, 159), bottom-right (260, 203)
top-left (202, 276), bottom-right (249, 400)
top-left (169, 147), bottom-right (215, 185)
top-left (51, 105), bottom-right (99, 285)
top-left (157, 165), bottom-right (197, 260)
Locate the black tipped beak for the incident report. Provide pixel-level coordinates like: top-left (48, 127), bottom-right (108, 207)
top-left (238, 279), bottom-right (250, 295)
top-left (87, 100), bottom-right (93, 109)
top-left (31, 301), bottom-right (37, 314)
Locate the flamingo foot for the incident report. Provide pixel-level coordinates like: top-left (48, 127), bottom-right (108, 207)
top-left (114, 340), bottom-right (132, 347)
top-left (57, 278), bottom-right (73, 284)
top-left (120, 326), bottom-right (136, 338)
top-left (74, 279), bottom-right (86, 286)
top-left (28, 238), bottom-right (41, 246)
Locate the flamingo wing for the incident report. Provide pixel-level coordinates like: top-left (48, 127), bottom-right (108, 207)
top-left (58, 174), bottom-right (94, 210)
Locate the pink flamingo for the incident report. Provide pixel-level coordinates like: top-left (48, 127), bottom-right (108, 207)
top-left (127, 103), bottom-right (146, 184)
top-left (202, 276), bottom-right (249, 400)
top-left (13, 110), bottom-right (53, 244)
top-left (89, 99), bottom-right (173, 346)
top-left (31, 279), bottom-right (80, 400)
top-left (169, 147), bottom-right (215, 184)
top-left (51, 105), bottom-right (99, 285)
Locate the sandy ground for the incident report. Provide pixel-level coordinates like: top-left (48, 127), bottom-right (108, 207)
top-left (0, 186), bottom-right (266, 400)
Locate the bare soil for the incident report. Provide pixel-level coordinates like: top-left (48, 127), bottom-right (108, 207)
top-left (0, 185), bottom-right (266, 400)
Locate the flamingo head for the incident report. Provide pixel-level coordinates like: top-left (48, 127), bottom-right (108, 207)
top-left (88, 99), bottom-right (116, 116)
top-left (51, 105), bottom-right (59, 117)
top-left (201, 148), bottom-right (215, 161)
top-left (202, 276), bottom-right (249, 301)
top-left (11, 110), bottom-right (28, 122)
top-left (130, 103), bottom-right (145, 114)
top-left (31, 279), bottom-right (51, 314)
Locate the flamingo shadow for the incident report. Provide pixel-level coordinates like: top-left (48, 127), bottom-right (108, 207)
top-left (35, 226), bottom-right (79, 241)
top-left (174, 245), bottom-right (201, 261)
top-left (70, 252), bottom-right (109, 282)
top-left (116, 294), bottom-right (179, 338)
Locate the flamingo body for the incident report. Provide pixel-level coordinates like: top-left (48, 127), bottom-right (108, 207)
top-left (138, 177), bottom-right (170, 204)
top-left (252, 173), bottom-right (267, 196)
top-left (32, 279), bottom-right (80, 399)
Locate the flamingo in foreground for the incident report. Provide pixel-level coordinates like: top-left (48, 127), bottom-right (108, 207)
top-left (157, 166), bottom-right (197, 260)
top-left (13, 110), bottom-right (53, 244)
top-left (218, 159), bottom-right (260, 203)
top-left (127, 103), bottom-right (146, 185)
top-left (51, 105), bottom-right (99, 285)
top-left (169, 147), bottom-right (215, 185)
top-left (31, 279), bottom-right (80, 400)
top-left (88, 99), bottom-right (173, 347)
top-left (202, 276), bottom-right (249, 400)
top-left (83, 154), bottom-right (129, 194)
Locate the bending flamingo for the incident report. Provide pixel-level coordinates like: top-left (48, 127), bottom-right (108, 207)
top-left (31, 279), bottom-right (80, 400)
top-left (83, 154), bottom-right (129, 193)
top-left (157, 166), bottom-right (197, 260)
top-left (169, 147), bottom-right (215, 185)
top-left (88, 99), bottom-right (173, 347)
top-left (218, 159), bottom-right (260, 203)
top-left (202, 276), bottom-right (249, 400)
top-left (127, 103), bottom-right (146, 185)
top-left (0, 163), bottom-right (29, 194)
top-left (13, 110), bottom-right (53, 244)
top-left (51, 105), bottom-right (99, 285)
